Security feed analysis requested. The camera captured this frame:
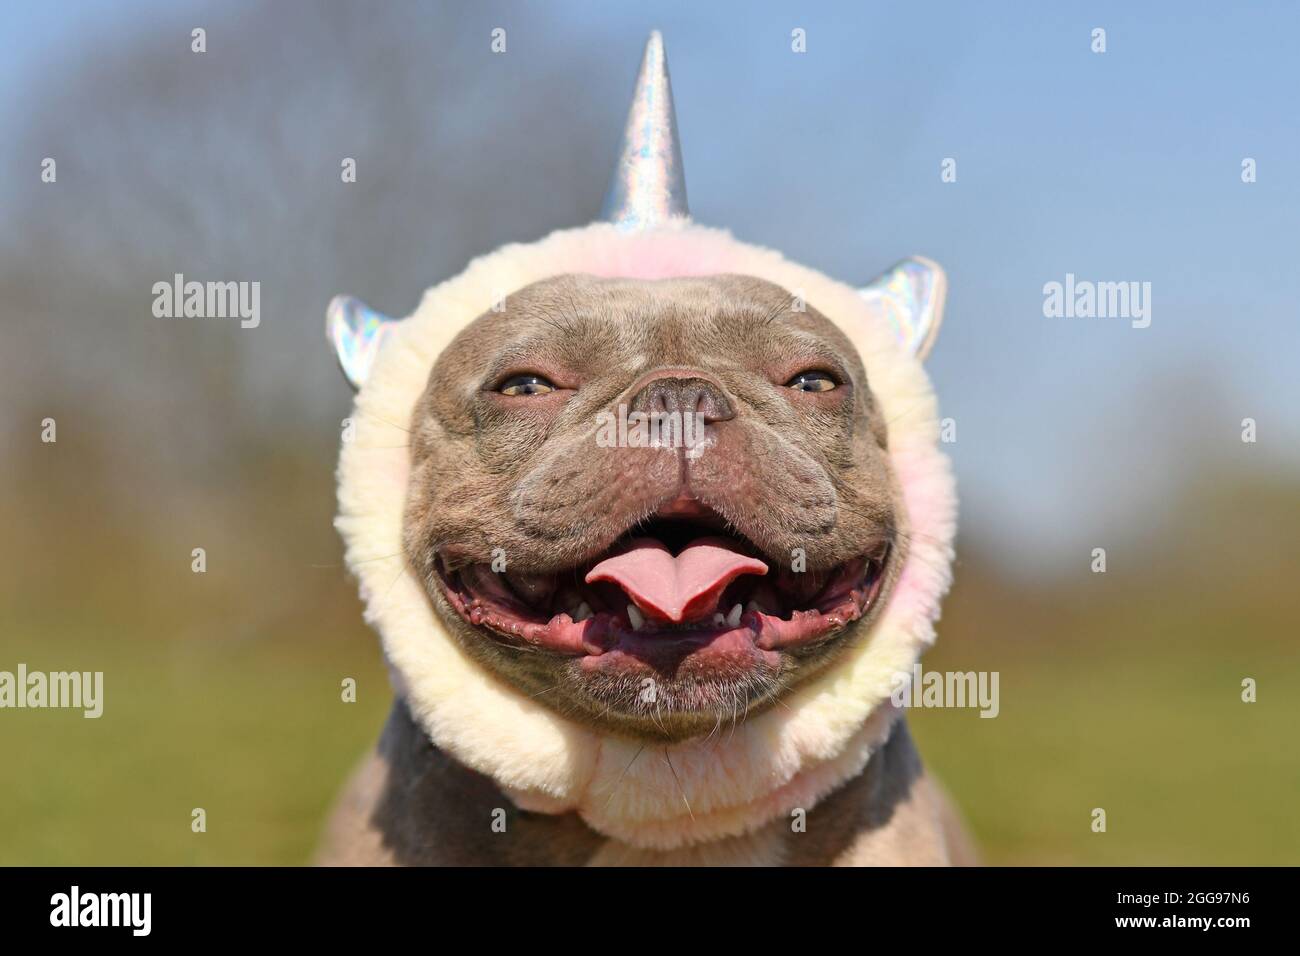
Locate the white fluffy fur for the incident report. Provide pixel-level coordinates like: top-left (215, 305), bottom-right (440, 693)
top-left (336, 221), bottom-right (956, 850)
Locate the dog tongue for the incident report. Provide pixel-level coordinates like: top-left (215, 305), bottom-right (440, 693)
top-left (586, 537), bottom-right (768, 624)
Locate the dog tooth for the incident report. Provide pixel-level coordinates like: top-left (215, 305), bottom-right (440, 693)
top-left (744, 600), bottom-right (765, 616)
top-left (573, 602), bottom-right (593, 623)
top-left (713, 613), bottom-right (726, 626)
top-left (726, 603), bottom-right (743, 628)
top-left (626, 604), bottom-right (645, 631)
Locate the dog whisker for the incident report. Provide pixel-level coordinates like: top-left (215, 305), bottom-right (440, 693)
top-left (662, 749), bottom-right (695, 823)
top-left (598, 743), bottom-right (646, 814)
top-left (358, 410), bottom-right (413, 434)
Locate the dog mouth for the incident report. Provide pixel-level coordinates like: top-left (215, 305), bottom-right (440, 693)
top-left (433, 506), bottom-right (889, 661)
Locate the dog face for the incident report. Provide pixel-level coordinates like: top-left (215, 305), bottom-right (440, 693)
top-left (402, 273), bottom-right (907, 741)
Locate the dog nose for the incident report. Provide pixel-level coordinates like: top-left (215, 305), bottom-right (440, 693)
top-left (630, 371), bottom-right (735, 423)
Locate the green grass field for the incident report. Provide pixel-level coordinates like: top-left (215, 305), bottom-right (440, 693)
top-left (4, 607), bottom-right (1295, 865)
top-left (912, 635), bottom-right (1300, 865)
top-left (1, 626), bottom-right (390, 865)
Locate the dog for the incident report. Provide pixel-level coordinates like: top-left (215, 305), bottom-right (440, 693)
top-left (317, 33), bottom-right (969, 865)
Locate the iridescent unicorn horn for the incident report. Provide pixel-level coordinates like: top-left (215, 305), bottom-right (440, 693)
top-left (600, 31), bottom-right (690, 229)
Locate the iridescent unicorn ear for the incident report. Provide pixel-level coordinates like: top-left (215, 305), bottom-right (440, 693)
top-left (326, 295), bottom-right (399, 390)
top-left (858, 257), bottom-right (948, 360)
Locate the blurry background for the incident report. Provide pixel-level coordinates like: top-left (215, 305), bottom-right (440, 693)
top-left (2, 0), bottom-right (1296, 864)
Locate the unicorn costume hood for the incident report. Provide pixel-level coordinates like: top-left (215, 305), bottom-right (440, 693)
top-left (329, 33), bottom-right (956, 851)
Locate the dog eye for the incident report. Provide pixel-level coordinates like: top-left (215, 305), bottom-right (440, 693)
top-left (786, 370), bottom-right (837, 392)
top-left (498, 374), bottom-right (556, 396)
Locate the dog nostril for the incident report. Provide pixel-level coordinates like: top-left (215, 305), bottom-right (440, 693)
top-left (688, 381), bottom-right (734, 423)
top-left (633, 376), bottom-right (735, 423)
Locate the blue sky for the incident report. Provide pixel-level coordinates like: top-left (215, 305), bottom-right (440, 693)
top-left (4, 1), bottom-right (1297, 572)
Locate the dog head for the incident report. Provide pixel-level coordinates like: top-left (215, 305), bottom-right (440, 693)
top-left (330, 222), bottom-right (953, 844)
top-left (401, 273), bottom-right (904, 740)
